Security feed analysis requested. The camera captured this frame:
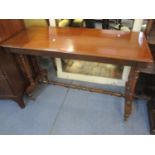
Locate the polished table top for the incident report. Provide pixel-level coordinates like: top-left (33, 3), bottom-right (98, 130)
top-left (1, 27), bottom-right (153, 64)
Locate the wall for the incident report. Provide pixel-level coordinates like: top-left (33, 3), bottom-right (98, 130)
top-left (24, 19), bottom-right (48, 28)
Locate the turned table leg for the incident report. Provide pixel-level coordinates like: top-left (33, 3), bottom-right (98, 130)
top-left (17, 54), bottom-right (36, 96)
top-left (14, 97), bottom-right (25, 108)
top-left (16, 54), bottom-right (49, 95)
top-left (124, 66), bottom-right (140, 121)
top-left (29, 56), bottom-right (49, 83)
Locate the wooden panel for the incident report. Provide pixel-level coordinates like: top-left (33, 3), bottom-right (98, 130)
top-left (0, 19), bottom-right (25, 43)
top-left (1, 27), bottom-right (153, 64)
top-left (0, 19), bottom-right (27, 108)
top-left (0, 49), bottom-right (26, 96)
top-left (0, 70), bottom-right (13, 96)
top-left (24, 19), bottom-right (48, 28)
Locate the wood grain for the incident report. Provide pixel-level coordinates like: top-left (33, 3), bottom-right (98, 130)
top-left (1, 27), bottom-right (153, 64)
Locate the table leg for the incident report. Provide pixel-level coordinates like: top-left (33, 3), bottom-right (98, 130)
top-left (16, 54), bottom-right (49, 95)
top-left (124, 66), bottom-right (140, 121)
top-left (14, 97), bottom-right (25, 108)
top-left (29, 56), bottom-right (49, 83)
top-left (16, 54), bottom-right (36, 96)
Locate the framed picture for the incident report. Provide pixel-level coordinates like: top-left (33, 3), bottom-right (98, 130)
top-left (55, 58), bottom-right (130, 86)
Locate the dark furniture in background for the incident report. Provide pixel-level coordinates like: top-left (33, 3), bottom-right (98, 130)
top-left (84, 19), bottom-right (95, 28)
top-left (0, 20), bottom-right (26, 108)
top-left (84, 19), bottom-right (110, 29)
top-left (102, 19), bottom-right (110, 29)
top-left (148, 98), bottom-right (155, 134)
top-left (0, 20), bottom-right (45, 108)
top-left (0, 49), bottom-right (26, 108)
top-left (0, 19), bottom-right (25, 42)
top-left (142, 19), bottom-right (155, 134)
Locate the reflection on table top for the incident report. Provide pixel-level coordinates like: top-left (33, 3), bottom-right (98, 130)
top-left (1, 27), bottom-right (153, 64)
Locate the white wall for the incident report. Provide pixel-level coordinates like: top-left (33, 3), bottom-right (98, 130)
top-left (132, 19), bottom-right (144, 31)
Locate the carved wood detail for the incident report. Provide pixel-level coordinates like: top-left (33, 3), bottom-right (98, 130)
top-left (124, 66), bottom-right (140, 120)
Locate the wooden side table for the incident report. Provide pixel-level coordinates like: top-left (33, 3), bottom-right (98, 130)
top-left (1, 27), bottom-right (153, 120)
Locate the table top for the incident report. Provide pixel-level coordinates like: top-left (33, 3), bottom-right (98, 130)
top-left (1, 27), bottom-right (153, 64)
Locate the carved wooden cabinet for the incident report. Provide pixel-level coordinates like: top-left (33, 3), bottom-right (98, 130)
top-left (0, 19), bottom-right (27, 107)
top-left (0, 19), bottom-right (25, 42)
top-left (0, 48), bottom-right (26, 108)
top-left (0, 19), bottom-right (48, 108)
